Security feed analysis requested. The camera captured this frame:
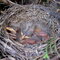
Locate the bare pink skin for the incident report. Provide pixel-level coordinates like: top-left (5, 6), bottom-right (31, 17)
top-left (35, 31), bottom-right (50, 41)
top-left (20, 38), bottom-right (36, 45)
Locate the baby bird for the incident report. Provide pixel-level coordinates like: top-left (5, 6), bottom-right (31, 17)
top-left (16, 27), bottom-right (22, 41)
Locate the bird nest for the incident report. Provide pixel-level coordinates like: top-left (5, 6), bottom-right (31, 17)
top-left (0, 4), bottom-right (60, 60)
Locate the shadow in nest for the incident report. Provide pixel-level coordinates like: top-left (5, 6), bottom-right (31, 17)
top-left (0, 3), bottom-right (9, 14)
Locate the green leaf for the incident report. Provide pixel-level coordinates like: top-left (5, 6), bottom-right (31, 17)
top-left (43, 53), bottom-right (49, 59)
